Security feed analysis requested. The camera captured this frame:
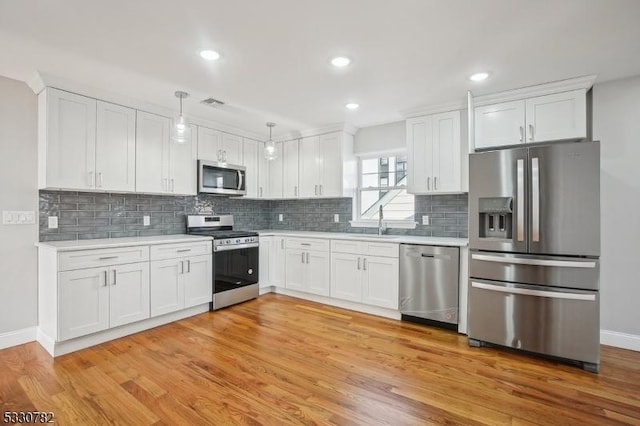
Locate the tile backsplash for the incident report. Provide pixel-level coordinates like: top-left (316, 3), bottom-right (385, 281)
top-left (39, 191), bottom-right (468, 241)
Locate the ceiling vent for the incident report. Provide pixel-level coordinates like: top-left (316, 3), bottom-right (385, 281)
top-left (201, 97), bottom-right (225, 106)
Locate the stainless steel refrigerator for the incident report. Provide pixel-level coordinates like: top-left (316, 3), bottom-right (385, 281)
top-left (468, 140), bottom-right (600, 372)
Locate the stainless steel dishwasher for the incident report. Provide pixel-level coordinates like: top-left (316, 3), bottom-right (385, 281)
top-left (399, 244), bottom-right (460, 330)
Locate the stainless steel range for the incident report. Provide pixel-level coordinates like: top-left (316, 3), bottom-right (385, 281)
top-left (186, 215), bottom-right (259, 310)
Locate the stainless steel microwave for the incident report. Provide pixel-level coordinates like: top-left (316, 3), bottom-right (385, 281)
top-left (198, 160), bottom-right (246, 195)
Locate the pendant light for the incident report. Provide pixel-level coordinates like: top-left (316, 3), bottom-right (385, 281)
top-left (172, 91), bottom-right (191, 144)
top-left (264, 122), bottom-right (278, 160)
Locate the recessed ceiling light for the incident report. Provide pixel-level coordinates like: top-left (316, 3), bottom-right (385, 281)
top-left (331, 56), bottom-right (351, 67)
top-left (345, 103), bottom-right (359, 110)
top-left (200, 50), bottom-right (220, 61)
top-left (469, 72), bottom-right (490, 82)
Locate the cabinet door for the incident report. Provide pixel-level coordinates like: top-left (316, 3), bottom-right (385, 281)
top-left (269, 142), bottom-right (284, 198)
top-left (259, 237), bottom-right (271, 289)
top-left (150, 259), bottom-right (184, 316)
top-left (136, 111), bottom-right (170, 193)
top-left (432, 111), bottom-right (461, 193)
top-left (258, 142), bottom-right (270, 198)
top-left (299, 136), bottom-right (320, 197)
top-left (406, 116), bottom-right (433, 194)
top-left (58, 267), bottom-right (109, 341)
top-left (319, 133), bottom-right (342, 197)
top-left (525, 90), bottom-right (587, 143)
top-left (95, 101), bottom-right (136, 192)
top-left (283, 139), bottom-right (299, 198)
top-left (169, 124), bottom-right (197, 195)
top-left (330, 253), bottom-right (362, 302)
top-left (474, 100), bottom-right (526, 150)
top-left (184, 255), bottom-right (213, 308)
top-left (306, 250), bottom-right (330, 297)
top-left (243, 138), bottom-right (259, 198)
top-left (285, 249), bottom-right (306, 292)
top-left (362, 256), bottom-right (399, 309)
top-left (270, 237), bottom-right (286, 288)
top-left (109, 262), bottom-right (150, 328)
top-left (197, 126), bottom-right (222, 161)
top-left (45, 88), bottom-right (97, 190)
top-left (222, 133), bottom-right (243, 165)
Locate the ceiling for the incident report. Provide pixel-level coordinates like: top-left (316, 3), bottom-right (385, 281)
top-left (1, 0), bottom-right (640, 137)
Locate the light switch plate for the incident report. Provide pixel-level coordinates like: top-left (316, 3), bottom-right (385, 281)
top-left (2, 210), bottom-right (36, 225)
top-left (48, 216), bottom-right (59, 229)
top-left (334, 214), bottom-right (340, 223)
top-left (143, 215), bottom-right (150, 226)
top-left (422, 215), bottom-right (430, 225)
top-left (278, 214), bottom-right (284, 222)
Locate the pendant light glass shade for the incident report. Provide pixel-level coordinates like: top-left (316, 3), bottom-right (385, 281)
top-left (172, 91), bottom-right (191, 144)
top-left (264, 122), bottom-right (278, 160)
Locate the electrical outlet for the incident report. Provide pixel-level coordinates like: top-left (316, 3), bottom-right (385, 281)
top-left (334, 214), bottom-right (340, 223)
top-left (48, 216), bottom-right (59, 229)
top-left (422, 215), bottom-right (430, 225)
top-left (143, 215), bottom-right (150, 226)
top-left (278, 213), bottom-right (284, 222)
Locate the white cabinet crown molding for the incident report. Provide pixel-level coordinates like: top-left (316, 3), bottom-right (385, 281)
top-left (472, 74), bottom-right (597, 107)
top-left (401, 100), bottom-right (468, 119)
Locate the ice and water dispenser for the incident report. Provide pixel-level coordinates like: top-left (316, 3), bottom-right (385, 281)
top-left (478, 197), bottom-right (513, 239)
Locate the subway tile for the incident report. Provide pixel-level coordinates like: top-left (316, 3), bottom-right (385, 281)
top-left (110, 231), bottom-right (139, 238)
top-left (40, 233), bottom-right (78, 242)
top-left (78, 232), bottom-right (110, 240)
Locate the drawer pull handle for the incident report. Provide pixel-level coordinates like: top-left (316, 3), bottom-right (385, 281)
top-left (177, 249), bottom-right (192, 253)
top-left (99, 256), bottom-right (119, 260)
top-left (300, 243), bottom-right (311, 246)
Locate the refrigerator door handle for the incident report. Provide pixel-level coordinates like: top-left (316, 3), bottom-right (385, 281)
top-left (471, 253), bottom-right (597, 269)
top-left (532, 157), bottom-right (540, 242)
top-left (471, 281), bottom-right (596, 301)
top-left (516, 159), bottom-right (525, 242)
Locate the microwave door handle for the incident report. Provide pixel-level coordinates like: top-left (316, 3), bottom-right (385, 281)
top-left (237, 170), bottom-right (243, 191)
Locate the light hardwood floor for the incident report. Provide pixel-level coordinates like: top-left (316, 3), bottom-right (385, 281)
top-left (1, 293), bottom-right (639, 425)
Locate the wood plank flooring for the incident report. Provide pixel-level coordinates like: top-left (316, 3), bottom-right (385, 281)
top-left (1, 293), bottom-right (639, 425)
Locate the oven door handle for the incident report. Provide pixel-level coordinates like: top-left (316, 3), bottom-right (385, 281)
top-left (471, 281), bottom-right (596, 301)
top-left (214, 242), bottom-right (259, 252)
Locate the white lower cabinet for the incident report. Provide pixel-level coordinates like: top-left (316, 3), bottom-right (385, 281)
top-left (270, 237), bottom-right (286, 288)
top-left (150, 254), bottom-right (212, 316)
top-left (259, 236), bottom-right (272, 289)
top-left (58, 261), bottom-right (150, 341)
top-left (285, 247), bottom-right (330, 296)
top-left (330, 240), bottom-right (399, 309)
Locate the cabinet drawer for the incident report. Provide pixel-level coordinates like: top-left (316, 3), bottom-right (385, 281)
top-left (150, 241), bottom-right (212, 260)
top-left (58, 246), bottom-right (150, 271)
top-left (331, 240), bottom-right (363, 254)
top-left (364, 242), bottom-right (399, 258)
top-left (285, 238), bottom-right (329, 252)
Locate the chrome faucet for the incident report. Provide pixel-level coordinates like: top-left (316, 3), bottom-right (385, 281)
top-left (378, 205), bottom-right (386, 235)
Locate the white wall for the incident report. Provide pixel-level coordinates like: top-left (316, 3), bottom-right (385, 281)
top-left (593, 74), bottom-right (640, 346)
top-left (0, 76), bottom-right (38, 344)
top-left (354, 121), bottom-right (405, 156)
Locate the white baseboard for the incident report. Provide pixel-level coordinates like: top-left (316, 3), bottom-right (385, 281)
top-left (0, 326), bottom-right (37, 350)
top-left (601, 330), bottom-right (640, 352)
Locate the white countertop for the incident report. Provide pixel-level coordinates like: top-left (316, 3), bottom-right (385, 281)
top-left (36, 234), bottom-right (213, 252)
top-left (257, 230), bottom-right (468, 247)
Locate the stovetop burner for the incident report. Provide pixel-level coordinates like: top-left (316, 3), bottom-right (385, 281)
top-left (190, 229), bottom-right (259, 239)
top-left (186, 215), bottom-right (259, 246)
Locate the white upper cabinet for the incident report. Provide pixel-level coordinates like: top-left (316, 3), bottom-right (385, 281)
top-left (243, 138), bottom-right (259, 198)
top-left (269, 142), bottom-right (284, 198)
top-left (221, 133), bottom-right (243, 165)
top-left (258, 141), bottom-right (270, 199)
top-left (95, 101), bottom-right (136, 192)
top-left (197, 126), bottom-right (223, 162)
top-left (39, 88), bottom-right (97, 190)
top-left (197, 127), bottom-right (243, 164)
top-left (169, 123), bottom-right (197, 195)
top-left (298, 132), bottom-right (356, 198)
top-left (525, 90), bottom-right (587, 143)
top-left (474, 88), bottom-right (588, 150)
top-left (283, 139), bottom-right (299, 198)
top-left (407, 110), bottom-right (462, 194)
top-left (135, 111), bottom-right (170, 194)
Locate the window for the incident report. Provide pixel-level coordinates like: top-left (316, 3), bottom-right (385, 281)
top-left (356, 155), bottom-right (415, 225)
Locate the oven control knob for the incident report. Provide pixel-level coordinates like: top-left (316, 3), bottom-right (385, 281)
top-left (236, 239), bottom-right (241, 243)
top-left (248, 269), bottom-right (253, 275)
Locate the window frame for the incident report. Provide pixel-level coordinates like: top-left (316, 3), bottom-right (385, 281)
top-left (350, 152), bottom-right (417, 229)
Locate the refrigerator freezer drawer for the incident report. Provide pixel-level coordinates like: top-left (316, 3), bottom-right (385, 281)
top-left (468, 279), bottom-right (600, 364)
top-left (470, 251), bottom-right (599, 291)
